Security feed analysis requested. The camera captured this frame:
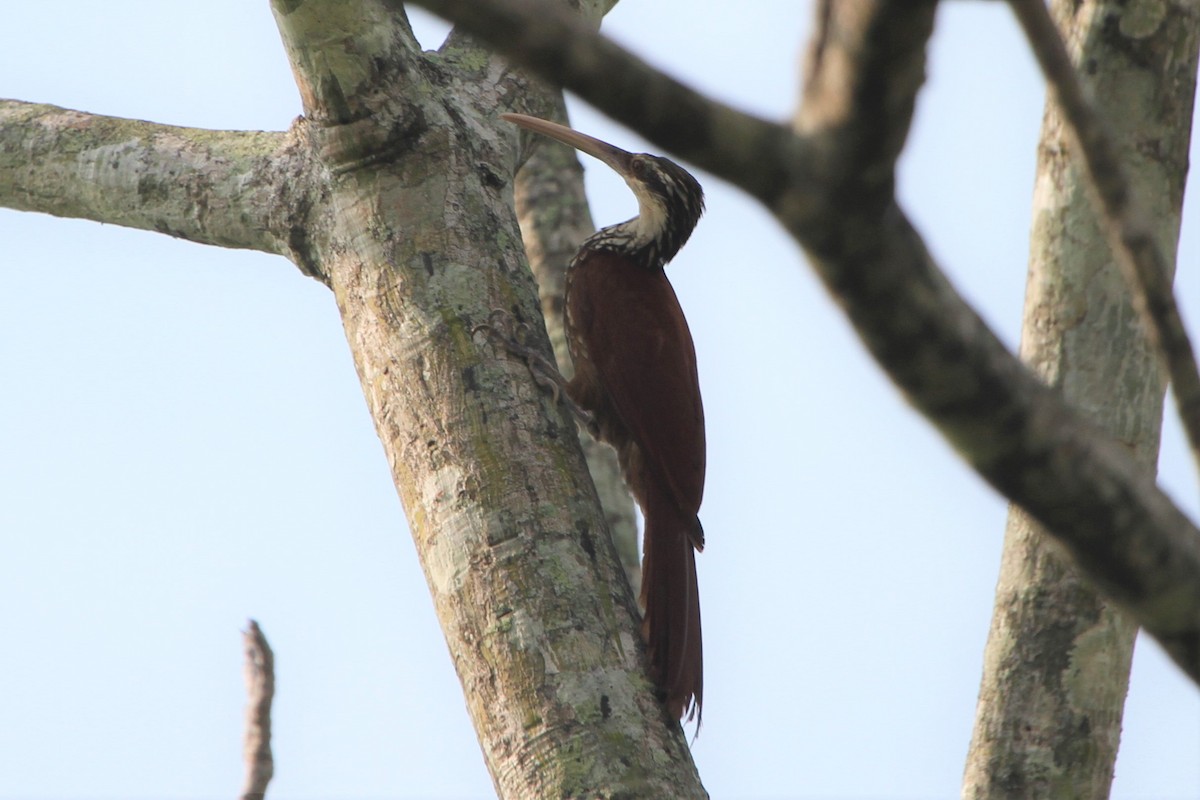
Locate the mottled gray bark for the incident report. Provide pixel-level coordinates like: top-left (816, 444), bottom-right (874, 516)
top-left (963, 4), bottom-right (1199, 798)
top-left (412, 0), bottom-right (1200, 688)
top-left (0, 104), bottom-right (318, 270)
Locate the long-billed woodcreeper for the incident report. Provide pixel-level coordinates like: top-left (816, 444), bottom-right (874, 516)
top-left (501, 113), bottom-right (707, 722)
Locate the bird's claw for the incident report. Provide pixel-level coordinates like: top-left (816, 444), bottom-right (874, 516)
top-left (473, 309), bottom-right (541, 363)
top-left (474, 309), bottom-right (596, 433)
top-left (473, 308), bottom-right (528, 344)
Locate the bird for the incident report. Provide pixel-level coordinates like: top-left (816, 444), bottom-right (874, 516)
top-left (500, 113), bottom-right (707, 723)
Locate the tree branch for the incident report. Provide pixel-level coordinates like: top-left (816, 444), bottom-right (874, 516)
top-left (241, 620), bottom-right (275, 800)
top-left (407, 0), bottom-right (1200, 685)
top-left (1008, 0), bottom-right (1200, 485)
top-left (0, 101), bottom-right (319, 272)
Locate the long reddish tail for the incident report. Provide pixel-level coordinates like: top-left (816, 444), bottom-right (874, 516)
top-left (640, 479), bottom-right (703, 723)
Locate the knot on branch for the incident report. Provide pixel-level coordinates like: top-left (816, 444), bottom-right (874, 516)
top-left (304, 105), bottom-right (430, 176)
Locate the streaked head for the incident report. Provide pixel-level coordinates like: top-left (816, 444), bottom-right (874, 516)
top-left (503, 113), bottom-right (704, 266)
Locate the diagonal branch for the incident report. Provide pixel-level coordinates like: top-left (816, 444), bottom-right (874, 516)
top-left (1008, 0), bottom-right (1200, 483)
top-left (0, 100), bottom-right (319, 271)
top-left (440, 0), bottom-right (618, 56)
top-left (407, 0), bottom-right (1200, 685)
top-left (384, 0), bottom-right (800, 204)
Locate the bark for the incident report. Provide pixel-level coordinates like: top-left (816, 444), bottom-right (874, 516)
top-left (511, 92), bottom-right (641, 596)
top-left (963, 4), bottom-right (1200, 797)
top-left (411, 0), bottom-right (1200, 687)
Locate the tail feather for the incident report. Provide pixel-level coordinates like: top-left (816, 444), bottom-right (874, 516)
top-left (640, 480), bottom-right (703, 724)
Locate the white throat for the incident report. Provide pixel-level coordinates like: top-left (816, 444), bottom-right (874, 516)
top-left (624, 186), bottom-right (668, 247)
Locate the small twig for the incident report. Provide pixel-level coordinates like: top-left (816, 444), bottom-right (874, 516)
top-left (241, 620), bottom-right (275, 800)
top-left (1008, 0), bottom-right (1200, 479)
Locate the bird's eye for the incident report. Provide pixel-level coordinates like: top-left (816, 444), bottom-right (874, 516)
top-left (631, 157), bottom-right (647, 177)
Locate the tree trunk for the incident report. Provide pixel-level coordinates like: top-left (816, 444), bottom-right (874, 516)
top-left (268, 2), bottom-right (705, 796)
top-left (962, 3), bottom-right (1200, 797)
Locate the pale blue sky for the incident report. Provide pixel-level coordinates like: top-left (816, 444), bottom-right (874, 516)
top-left (1, 2), bottom-right (1197, 798)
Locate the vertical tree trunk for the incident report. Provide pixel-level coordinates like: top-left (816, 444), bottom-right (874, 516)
top-left (962, 3), bottom-right (1200, 797)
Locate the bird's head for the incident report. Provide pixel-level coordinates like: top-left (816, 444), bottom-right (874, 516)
top-left (503, 113), bottom-right (704, 268)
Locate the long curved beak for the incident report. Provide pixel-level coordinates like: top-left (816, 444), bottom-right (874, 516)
top-left (502, 113), bottom-right (634, 176)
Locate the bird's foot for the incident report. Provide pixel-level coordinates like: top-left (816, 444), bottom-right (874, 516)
top-left (474, 310), bottom-right (598, 434)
